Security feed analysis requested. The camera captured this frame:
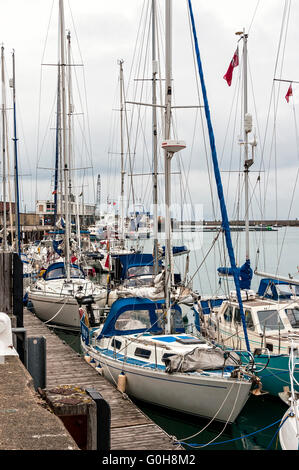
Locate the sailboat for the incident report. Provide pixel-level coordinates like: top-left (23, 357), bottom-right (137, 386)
top-left (279, 341), bottom-right (299, 450)
top-left (27, 0), bottom-right (107, 330)
top-left (78, 0), bottom-right (261, 423)
top-left (199, 29), bottom-right (299, 396)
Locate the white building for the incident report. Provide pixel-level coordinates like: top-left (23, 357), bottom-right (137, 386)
top-left (36, 199), bottom-right (96, 226)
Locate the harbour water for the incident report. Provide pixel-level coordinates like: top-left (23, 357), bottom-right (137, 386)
top-left (57, 226), bottom-right (299, 450)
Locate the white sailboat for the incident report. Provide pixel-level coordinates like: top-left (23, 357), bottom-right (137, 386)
top-left (27, 0), bottom-right (107, 330)
top-left (78, 0), bottom-right (260, 423)
top-left (200, 29), bottom-right (299, 396)
top-left (279, 342), bottom-right (299, 450)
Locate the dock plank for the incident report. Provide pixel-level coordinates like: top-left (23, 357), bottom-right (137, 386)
top-left (23, 309), bottom-right (181, 450)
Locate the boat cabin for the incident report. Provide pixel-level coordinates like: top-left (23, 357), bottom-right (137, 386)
top-left (213, 297), bottom-right (299, 353)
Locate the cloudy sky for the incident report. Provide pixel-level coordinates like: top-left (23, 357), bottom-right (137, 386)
top-left (0, 0), bottom-right (298, 221)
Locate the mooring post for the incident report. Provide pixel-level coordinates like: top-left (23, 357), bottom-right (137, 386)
top-left (85, 387), bottom-right (111, 450)
top-left (26, 336), bottom-right (46, 390)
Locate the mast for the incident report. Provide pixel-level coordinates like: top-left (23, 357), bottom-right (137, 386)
top-left (1, 46), bottom-right (7, 251)
top-left (164, 0), bottom-right (173, 334)
top-left (11, 50), bottom-right (21, 255)
top-left (67, 29), bottom-right (73, 229)
top-left (53, 60), bottom-right (61, 227)
top-left (59, 0), bottom-right (71, 280)
top-left (152, 0), bottom-right (159, 275)
top-left (119, 59), bottom-right (125, 248)
top-left (238, 30), bottom-right (253, 261)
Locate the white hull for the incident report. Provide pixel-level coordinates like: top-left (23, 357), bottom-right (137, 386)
top-left (28, 281), bottom-right (107, 329)
top-left (82, 339), bottom-right (251, 423)
top-left (279, 405), bottom-right (299, 450)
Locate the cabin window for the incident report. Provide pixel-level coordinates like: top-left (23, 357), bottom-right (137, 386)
top-left (245, 310), bottom-right (254, 330)
top-left (162, 353), bottom-right (176, 361)
top-left (257, 310), bottom-right (284, 332)
top-left (69, 266), bottom-right (84, 279)
top-left (224, 305), bottom-right (233, 323)
top-left (111, 338), bottom-right (122, 350)
top-left (45, 267), bottom-right (65, 280)
top-left (285, 308), bottom-right (299, 328)
top-left (134, 347), bottom-right (151, 359)
top-left (115, 309), bottom-right (151, 331)
top-left (234, 308), bottom-right (242, 325)
top-left (45, 265), bottom-right (84, 280)
top-left (233, 308), bottom-right (254, 330)
top-left (127, 265), bottom-right (154, 278)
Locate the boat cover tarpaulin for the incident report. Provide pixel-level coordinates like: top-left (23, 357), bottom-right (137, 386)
top-left (164, 346), bottom-right (240, 374)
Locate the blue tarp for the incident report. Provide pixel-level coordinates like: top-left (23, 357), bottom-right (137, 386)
top-left (97, 297), bottom-right (184, 339)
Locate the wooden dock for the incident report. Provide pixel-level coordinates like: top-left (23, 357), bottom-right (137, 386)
top-left (23, 309), bottom-right (182, 450)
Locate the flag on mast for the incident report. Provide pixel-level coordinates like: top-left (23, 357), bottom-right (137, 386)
top-left (223, 47), bottom-right (239, 86)
top-left (285, 83), bottom-right (293, 103)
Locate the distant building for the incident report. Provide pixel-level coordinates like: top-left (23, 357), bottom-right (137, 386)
top-left (36, 199), bottom-right (96, 226)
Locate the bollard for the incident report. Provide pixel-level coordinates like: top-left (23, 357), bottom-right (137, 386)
top-left (12, 327), bottom-right (27, 365)
top-left (26, 336), bottom-right (46, 390)
top-left (85, 387), bottom-right (111, 450)
top-left (0, 312), bottom-right (18, 363)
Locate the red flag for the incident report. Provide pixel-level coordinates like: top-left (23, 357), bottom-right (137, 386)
top-left (105, 254), bottom-right (110, 269)
top-left (52, 190), bottom-right (57, 195)
top-left (285, 83), bottom-right (293, 103)
top-left (223, 47), bottom-right (239, 87)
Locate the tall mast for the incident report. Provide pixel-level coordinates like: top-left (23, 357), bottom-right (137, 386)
top-left (152, 0), bottom-right (159, 275)
top-left (164, 0), bottom-right (173, 334)
top-left (11, 50), bottom-right (21, 255)
top-left (67, 29), bottom-right (73, 228)
top-left (53, 60), bottom-right (61, 226)
top-left (119, 59), bottom-right (125, 248)
top-left (1, 46), bottom-right (7, 251)
top-left (59, 0), bottom-right (70, 280)
top-left (239, 30), bottom-right (253, 261)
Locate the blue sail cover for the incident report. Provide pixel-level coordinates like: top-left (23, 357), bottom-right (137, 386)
top-left (218, 259), bottom-right (253, 290)
top-left (239, 260), bottom-right (253, 289)
top-left (97, 297), bottom-right (184, 339)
